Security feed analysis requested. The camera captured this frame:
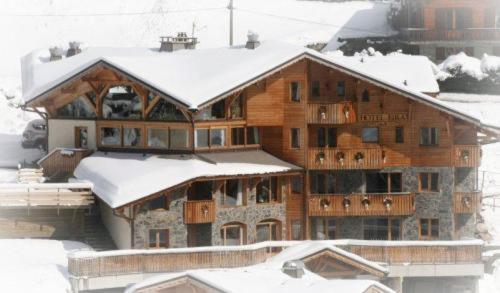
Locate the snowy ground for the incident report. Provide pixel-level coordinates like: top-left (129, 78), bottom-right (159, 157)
top-left (0, 239), bottom-right (90, 293)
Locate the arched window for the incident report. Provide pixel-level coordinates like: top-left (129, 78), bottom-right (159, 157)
top-left (102, 85), bottom-right (142, 119)
top-left (362, 89), bottom-right (370, 102)
top-left (220, 222), bottom-right (246, 246)
top-left (56, 95), bottom-right (95, 118)
top-left (256, 219), bottom-right (281, 243)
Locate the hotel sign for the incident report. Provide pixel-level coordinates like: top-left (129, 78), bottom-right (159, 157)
top-left (360, 113), bottom-right (408, 122)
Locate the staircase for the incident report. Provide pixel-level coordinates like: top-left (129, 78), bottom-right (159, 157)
top-left (80, 211), bottom-right (117, 251)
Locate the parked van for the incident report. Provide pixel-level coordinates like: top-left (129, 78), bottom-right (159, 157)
top-left (21, 119), bottom-right (47, 150)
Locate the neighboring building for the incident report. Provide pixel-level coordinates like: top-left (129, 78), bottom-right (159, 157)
top-left (20, 34), bottom-right (499, 292)
top-left (396, 0), bottom-right (500, 62)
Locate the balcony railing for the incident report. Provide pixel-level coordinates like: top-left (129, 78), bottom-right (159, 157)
top-left (453, 191), bottom-right (481, 214)
top-left (308, 147), bottom-right (384, 169)
top-left (401, 28), bottom-right (500, 42)
top-left (309, 193), bottom-right (415, 217)
top-left (307, 102), bottom-right (356, 124)
top-left (184, 199), bottom-right (216, 224)
top-left (452, 145), bottom-right (481, 168)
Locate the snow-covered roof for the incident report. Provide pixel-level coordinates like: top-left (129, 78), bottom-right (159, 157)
top-left (73, 150), bottom-right (301, 208)
top-left (330, 51), bottom-right (440, 94)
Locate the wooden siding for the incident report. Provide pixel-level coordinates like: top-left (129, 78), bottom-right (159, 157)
top-left (308, 193), bottom-right (415, 217)
top-left (38, 148), bottom-right (93, 177)
top-left (246, 75), bottom-right (284, 126)
top-left (452, 145), bottom-right (481, 168)
top-left (401, 28), bottom-right (500, 41)
top-left (307, 102), bottom-right (356, 124)
top-left (453, 191), bottom-right (481, 214)
top-left (184, 200), bottom-right (216, 224)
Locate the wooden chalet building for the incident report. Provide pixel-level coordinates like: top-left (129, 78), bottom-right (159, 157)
top-left (20, 33), bottom-right (499, 292)
top-left (397, 0), bottom-right (500, 61)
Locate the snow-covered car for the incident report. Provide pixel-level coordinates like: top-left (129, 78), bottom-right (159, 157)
top-left (21, 119), bottom-right (47, 150)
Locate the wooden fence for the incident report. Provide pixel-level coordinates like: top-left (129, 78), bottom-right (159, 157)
top-left (38, 148), bottom-right (93, 177)
top-left (308, 193), bottom-right (415, 217)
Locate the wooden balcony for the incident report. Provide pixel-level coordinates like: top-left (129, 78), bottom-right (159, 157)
top-left (184, 199), bottom-right (216, 224)
top-left (307, 102), bottom-right (356, 124)
top-left (309, 193), bottom-right (415, 217)
top-left (38, 148), bottom-right (93, 178)
top-left (401, 28), bottom-right (500, 42)
top-left (453, 191), bottom-right (481, 214)
top-left (308, 147), bottom-right (383, 170)
top-left (452, 145), bottom-right (481, 168)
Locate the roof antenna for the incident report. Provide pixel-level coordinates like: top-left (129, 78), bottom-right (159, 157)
top-left (403, 80), bottom-right (408, 86)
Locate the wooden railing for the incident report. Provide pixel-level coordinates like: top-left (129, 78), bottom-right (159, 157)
top-left (67, 240), bottom-right (483, 278)
top-left (308, 147), bottom-right (383, 169)
top-left (307, 102), bottom-right (356, 124)
top-left (452, 145), bottom-right (481, 168)
top-left (184, 199), bottom-right (216, 224)
top-left (453, 191), bottom-right (481, 214)
top-left (38, 148), bottom-right (93, 178)
top-left (308, 193), bottom-right (415, 217)
top-left (0, 182), bottom-right (93, 207)
top-left (401, 28), bottom-right (500, 41)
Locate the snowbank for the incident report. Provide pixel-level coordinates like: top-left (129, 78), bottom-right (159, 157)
top-left (437, 53), bottom-right (500, 81)
top-left (0, 239), bottom-right (90, 293)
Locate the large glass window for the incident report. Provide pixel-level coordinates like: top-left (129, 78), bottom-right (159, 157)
top-left (102, 86), bottom-right (142, 119)
top-left (210, 128), bottom-right (226, 147)
top-left (170, 128), bottom-right (189, 149)
top-left (363, 218), bottom-right (401, 240)
top-left (310, 171), bottom-right (335, 194)
top-left (317, 127), bottom-right (337, 147)
top-left (147, 128), bottom-right (169, 148)
top-left (366, 172), bottom-right (402, 193)
top-left (229, 95), bottom-right (244, 119)
top-left (123, 127), bottom-right (142, 147)
top-left (311, 218), bottom-right (336, 240)
top-left (195, 100), bottom-right (225, 120)
top-left (223, 179), bottom-right (243, 206)
top-left (220, 223), bottom-right (245, 246)
top-left (195, 129), bottom-right (209, 148)
top-left (247, 127), bottom-right (260, 145)
top-left (231, 127), bottom-right (245, 146)
top-left (56, 96), bottom-right (95, 118)
top-left (148, 99), bottom-right (186, 121)
top-left (148, 229), bottom-right (169, 248)
top-left (100, 127), bottom-right (121, 146)
top-left (256, 177), bottom-right (278, 204)
top-left (256, 220), bottom-right (280, 242)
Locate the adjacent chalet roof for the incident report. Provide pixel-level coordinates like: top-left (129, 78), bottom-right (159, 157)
top-left (331, 52), bottom-right (440, 94)
top-left (73, 150), bottom-right (301, 208)
top-left (124, 242), bottom-right (394, 293)
top-left (22, 40), bottom-right (500, 134)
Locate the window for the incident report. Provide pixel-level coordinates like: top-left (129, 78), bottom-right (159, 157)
top-left (194, 100), bottom-right (225, 120)
top-left (362, 127), bottom-right (379, 143)
top-left (291, 220), bottom-right (302, 240)
top-left (311, 80), bottom-right (320, 97)
top-left (291, 176), bottom-right (303, 194)
top-left (366, 172), bottom-right (402, 193)
top-left (103, 86), bottom-right (142, 119)
top-left (311, 218), bottom-right (337, 240)
top-left (363, 218), bottom-right (401, 240)
top-left (256, 220), bottom-right (280, 242)
top-left (147, 128), bottom-right (169, 148)
top-left (170, 128), bottom-right (189, 149)
top-left (290, 81), bottom-right (301, 102)
top-left (123, 127), bottom-right (142, 147)
top-left (210, 128), bottom-right (226, 147)
top-left (419, 218), bottom-right (439, 239)
top-left (223, 179), bottom-right (244, 206)
top-left (100, 127), bottom-right (121, 146)
top-left (220, 223), bottom-right (245, 246)
top-left (310, 171), bottom-right (335, 194)
top-left (362, 89), bottom-right (370, 102)
top-left (455, 8), bottom-right (472, 29)
top-left (145, 196), bottom-right (169, 211)
top-left (395, 127), bottom-right (404, 144)
top-left (337, 81), bottom-right (345, 97)
top-left (148, 229), bottom-right (169, 248)
top-left (419, 173), bottom-right (439, 192)
top-left (436, 8), bottom-right (454, 30)
top-left (57, 96), bottom-right (95, 118)
top-left (75, 127), bottom-right (88, 148)
top-left (317, 127), bottom-right (337, 148)
top-left (420, 127), bottom-right (439, 146)
top-left (246, 127), bottom-right (260, 145)
top-left (256, 177), bottom-right (278, 204)
top-left (148, 99), bottom-right (186, 121)
top-left (231, 127), bottom-right (245, 146)
top-left (229, 95), bottom-right (244, 119)
top-left (195, 129), bottom-right (209, 148)
top-left (291, 128), bottom-right (300, 148)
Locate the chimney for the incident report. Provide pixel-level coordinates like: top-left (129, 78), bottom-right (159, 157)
top-left (49, 46), bottom-right (64, 61)
top-left (159, 32), bottom-right (197, 52)
top-left (245, 31), bottom-right (260, 49)
top-left (66, 41), bottom-right (82, 57)
top-left (282, 260), bottom-right (305, 278)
